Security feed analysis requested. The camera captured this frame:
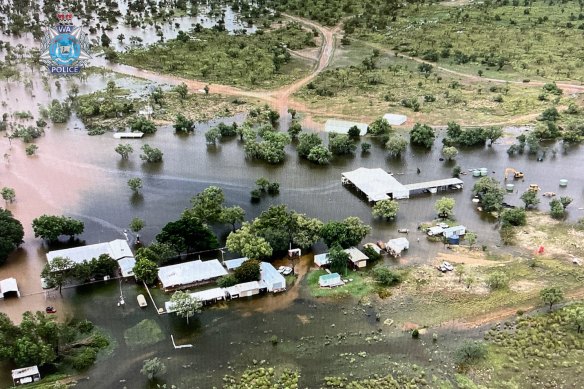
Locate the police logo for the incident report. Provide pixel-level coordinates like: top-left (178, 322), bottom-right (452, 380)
top-left (40, 13), bottom-right (91, 75)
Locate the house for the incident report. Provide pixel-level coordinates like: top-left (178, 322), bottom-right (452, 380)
top-left (225, 281), bottom-right (262, 299)
top-left (223, 257), bottom-right (249, 270)
top-left (319, 273), bottom-right (344, 288)
top-left (0, 277), bottom-right (20, 299)
top-left (427, 226), bottom-right (444, 236)
top-left (345, 247), bottom-right (368, 268)
top-left (46, 239), bottom-right (134, 274)
top-left (11, 366), bottom-right (40, 386)
top-left (442, 225), bottom-right (466, 238)
top-left (259, 262), bottom-right (286, 292)
top-left (314, 253), bottom-right (330, 267)
top-left (158, 259), bottom-right (228, 291)
top-left (386, 238), bottom-right (410, 257)
top-left (117, 257), bottom-right (136, 278)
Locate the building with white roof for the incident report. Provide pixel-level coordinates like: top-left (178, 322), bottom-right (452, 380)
top-left (325, 119), bottom-right (368, 136)
top-left (225, 281), bottom-right (262, 299)
top-left (0, 277), bottom-right (20, 299)
top-left (158, 259), bottom-right (228, 291)
top-left (314, 253), bottom-right (330, 267)
top-left (117, 257), bottom-right (137, 278)
top-left (386, 238), bottom-right (410, 257)
top-left (224, 257), bottom-right (249, 270)
top-left (259, 262), bottom-right (286, 292)
top-left (383, 113), bottom-right (408, 126)
top-left (46, 239), bottom-right (134, 268)
top-left (165, 287), bottom-right (226, 312)
top-left (344, 247), bottom-right (368, 268)
top-left (12, 366), bottom-right (40, 386)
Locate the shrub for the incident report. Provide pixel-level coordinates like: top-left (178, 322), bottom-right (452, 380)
top-left (77, 319), bottom-right (94, 334)
top-left (501, 208), bottom-right (527, 226)
top-left (373, 267), bottom-right (402, 286)
top-left (70, 347), bottom-right (98, 371)
top-left (454, 341), bottom-right (487, 367)
top-left (487, 272), bottom-right (509, 290)
top-left (217, 274), bottom-right (238, 287)
top-left (362, 246), bottom-right (381, 263)
top-left (411, 329), bottom-right (420, 338)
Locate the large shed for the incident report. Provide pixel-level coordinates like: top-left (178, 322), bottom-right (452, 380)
top-left (345, 247), bottom-right (368, 268)
top-left (0, 277), bottom-right (20, 299)
top-left (158, 259), bottom-right (228, 291)
top-left (225, 281), bottom-right (262, 299)
top-left (342, 168), bottom-right (409, 201)
top-left (260, 262), bottom-right (286, 292)
top-left (46, 239), bottom-right (133, 269)
top-left (314, 253), bottom-right (330, 267)
top-left (117, 257), bottom-right (136, 278)
top-left (325, 119), bottom-right (368, 136)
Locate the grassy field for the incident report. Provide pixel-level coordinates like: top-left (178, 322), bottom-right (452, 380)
top-left (295, 45), bottom-right (571, 125)
top-left (118, 23), bottom-right (316, 89)
top-left (360, 0), bottom-right (584, 83)
top-left (306, 269), bottom-right (376, 299)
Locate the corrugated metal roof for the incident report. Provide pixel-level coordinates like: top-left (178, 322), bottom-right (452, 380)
top-left (224, 257), bottom-right (248, 270)
top-left (403, 178), bottom-right (464, 192)
top-left (117, 257), bottom-right (136, 278)
top-left (325, 119), bottom-right (368, 136)
top-left (12, 366), bottom-right (39, 379)
top-left (383, 114), bottom-right (408, 125)
top-left (0, 278), bottom-right (19, 295)
top-left (225, 281), bottom-right (261, 295)
top-left (342, 168), bottom-right (409, 201)
top-left (158, 259), bottom-right (228, 289)
top-left (386, 237), bottom-right (409, 253)
top-left (344, 247), bottom-right (368, 263)
top-left (260, 262), bottom-right (286, 291)
top-left (46, 239), bottom-right (133, 267)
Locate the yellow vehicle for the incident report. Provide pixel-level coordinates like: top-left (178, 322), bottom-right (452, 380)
top-left (529, 184), bottom-right (541, 192)
top-left (504, 167), bottom-right (524, 180)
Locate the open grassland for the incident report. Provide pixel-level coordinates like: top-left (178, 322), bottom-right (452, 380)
top-left (295, 46), bottom-right (570, 125)
top-left (360, 0), bottom-right (584, 83)
top-left (118, 23), bottom-right (316, 89)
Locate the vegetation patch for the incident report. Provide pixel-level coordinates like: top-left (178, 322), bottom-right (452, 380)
top-left (307, 269), bottom-right (375, 299)
top-left (123, 319), bottom-right (165, 347)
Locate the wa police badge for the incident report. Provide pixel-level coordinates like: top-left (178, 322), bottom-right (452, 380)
top-left (40, 13), bottom-right (91, 75)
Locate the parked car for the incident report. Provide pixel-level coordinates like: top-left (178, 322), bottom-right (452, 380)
top-left (278, 266), bottom-right (293, 276)
top-left (441, 261), bottom-right (454, 271)
top-left (45, 306), bottom-right (57, 314)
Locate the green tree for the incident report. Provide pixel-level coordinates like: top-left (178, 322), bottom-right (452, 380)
top-left (205, 127), bottom-right (221, 145)
top-left (560, 196), bottom-right (573, 210)
top-left (25, 144), bottom-right (38, 156)
top-left (1, 187), bottom-right (15, 204)
top-left (100, 33), bottom-right (111, 47)
top-left (156, 214), bottom-right (219, 253)
top-left (540, 287), bottom-right (563, 311)
top-left (410, 123), bottom-right (435, 148)
top-left (372, 199), bottom-right (399, 220)
top-left (373, 267), bottom-right (402, 286)
top-left (348, 125), bottom-right (361, 138)
top-left (127, 178), bottom-right (143, 193)
top-left (454, 341), bottom-right (487, 368)
top-left (465, 232), bottom-right (477, 247)
top-left (115, 144), bottom-right (133, 160)
top-left (472, 177), bottom-right (504, 212)
top-left (442, 146), bottom-right (458, 160)
top-left (140, 357), bottom-right (167, 380)
top-left (385, 136), bottom-right (408, 157)
top-left (169, 290), bottom-right (202, 324)
top-left (307, 145), bottom-right (332, 164)
top-left (321, 217), bottom-right (371, 249)
top-left (140, 144), bottom-right (163, 163)
top-left (129, 217), bottom-right (145, 233)
top-left (132, 257), bottom-right (158, 285)
top-left (501, 208), bottom-right (526, 226)
top-left (234, 259), bottom-right (261, 283)
top-left (188, 186), bottom-right (225, 224)
top-left (41, 256), bottom-right (75, 295)
top-left (226, 223), bottom-right (272, 260)
top-left (328, 134), bottom-right (356, 155)
top-left (520, 190), bottom-right (539, 209)
top-left (484, 126), bottom-right (504, 145)
top-left (328, 244), bottom-right (349, 275)
top-left (487, 271), bottom-right (509, 290)
top-left (361, 142), bottom-right (371, 153)
top-left (550, 199), bottom-right (565, 219)
top-left (220, 206), bottom-right (245, 231)
top-left (0, 208), bottom-right (24, 265)
top-left (173, 114), bottom-right (195, 133)
top-left (297, 133), bottom-right (322, 158)
top-left (435, 197), bottom-right (455, 218)
top-left (129, 116), bottom-right (156, 134)
top-left (32, 215), bottom-right (84, 241)
top-left (288, 121), bottom-right (302, 139)
top-left (255, 177), bottom-right (270, 192)
top-left (368, 117), bottom-right (390, 135)
top-left (173, 82), bottom-right (189, 99)
top-left (568, 306), bottom-right (584, 333)
top-left (455, 265), bottom-right (466, 283)
top-left (146, 242), bottom-right (178, 265)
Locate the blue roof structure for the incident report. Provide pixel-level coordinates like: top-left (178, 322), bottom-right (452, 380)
top-left (224, 257), bottom-right (249, 270)
top-left (319, 273), bottom-right (343, 287)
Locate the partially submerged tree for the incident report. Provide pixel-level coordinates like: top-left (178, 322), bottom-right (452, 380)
top-left (129, 217), bottom-right (145, 233)
top-left (321, 217), bottom-right (371, 249)
top-left (550, 199), bottom-right (565, 219)
top-left (139, 144), bottom-right (163, 163)
top-left (220, 206), bottom-right (245, 231)
top-left (140, 357), bottom-right (167, 380)
top-left (115, 144), bottom-right (133, 160)
top-left (441, 146), bottom-right (458, 160)
top-left (520, 190), bottom-right (539, 209)
top-left (32, 215), bottom-right (84, 242)
top-left (132, 257), bottom-right (158, 285)
top-left (328, 244), bottom-right (349, 276)
top-left (472, 177), bottom-right (504, 213)
top-left (128, 178), bottom-right (143, 193)
top-left (169, 290), bottom-right (202, 324)
top-left (409, 123), bottom-right (435, 148)
top-left (41, 256), bottom-right (75, 294)
top-left (234, 259), bottom-right (261, 283)
top-left (0, 208), bottom-right (24, 265)
top-left (385, 136), bottom-right (408, 157)
top-left (435, 197), bottom-right (455, 218)
top-left (372, 199), bottom-right (399, 220)
top-left (1, 187), bottom-right (16, 204)
top-left (226, 223), bottom-right (272, 260)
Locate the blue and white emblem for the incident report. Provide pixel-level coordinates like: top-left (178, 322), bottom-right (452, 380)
top-left (40, 20), bottom-right (91, 75)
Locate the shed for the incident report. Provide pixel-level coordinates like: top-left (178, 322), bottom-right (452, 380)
top-left (224, 257), bottom-right (249, 270)
top-left (319, 273), bottom-right (344, 288)
top-left (191, 287), bottom-right (226, 305)
top-left (117, 257), bottom-right (136, 278)
top-left (260, 262), bottom-right (286, 292)
top-left (225, 281), bottom-right (262, 299)
top-left (427, 226), bottom-right (444, 236)
top-left (314, 253), bottom-right (330, 267)
top-left (386, 238), bottom-right (410, 257)
top-left (345, 247), bottom-right (368, 268)
top-left (383, 113), bottom-right (408, 126)
top-left (325, 119), bottom-right (368, 136)
top-left (158, 259), bottom-right (228, 291)
top-left (0, 277), bottom-right (20, 299)
top-left (12, 366), bottom-right (40, 386)
top-left (46, 239), bottom-right (133, 269)
top-left (342, 168), bottom-right (410, 201)
top-left (442, 225), bottom-right (466, 238)
top-left (363, 243), bottom-right (382, 255)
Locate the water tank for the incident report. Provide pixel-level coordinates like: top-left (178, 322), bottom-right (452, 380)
top-left (506, 184), bottom-right (515, 192)
top-left (448, 234), bottom-right (460, 245)
top-left (559, 179), bottom-right (568, 187)
top-left (480, 168), bottom-right (488, 176)
top-left (473, 170), bottom-right (481, 177)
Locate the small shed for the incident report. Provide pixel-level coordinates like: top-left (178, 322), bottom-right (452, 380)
top-left (12, 366), bottom-right (40, 386)
top-left (319, 273), bottom-right (344, 288)
top-left (442, 225), bottom-right (466, 238)
top-left (386, 238), bottom-right (410, 257)
top-left (345, 247), bottom-right (368, 269)
top-left (314, 253), bottom-right (330, 267)
top-left (117, 257), bottom-right (136, 278)
top-left (191, 287), bottom-right (226, 305)
top-left (224, 257), bottom-right (249, 270)
top-left (225, 281), bottom-right (262, 299)
top-left (427, 226), bottom-right (444, 236)
top-left (260, 262), bottom-right (286, 292)
top-left (363, 243), bottom-right (382, 255)
top-left (0, 277), bottom-right (20, 299)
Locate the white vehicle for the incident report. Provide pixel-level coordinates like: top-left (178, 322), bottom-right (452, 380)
top-left (438, 222), bottom-right (449, 229)
top-left (278, 266), bottom-right (293, 275)
top-left (441, 261), bottom-right (454, 271)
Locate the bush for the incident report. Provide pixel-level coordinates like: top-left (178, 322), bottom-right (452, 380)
top-left (77, 319), bottom-right (94, 334)
top-left (411, 329), bottom-right (419, 338)
top-left (217, 274), bottom-right (238, 287)
top-left (487, 272), bottom-right (509, 290)
top-left (250, 189), bottom-right (261, 202)
top-left (362, 246), bottom-right (381, 263)
top-left (373, 267), bottom-right (402, 287)
top-left (267, 182), bottom-right (280, 195)
top-left (70, 347), bottom-right (98, 371)
top-left (501, 208), bottom-right (526, 226)
top-left (454, 341), bottom-right (487, 367)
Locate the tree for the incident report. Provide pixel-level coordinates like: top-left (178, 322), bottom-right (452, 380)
top-left (321, 217), bottom-right (371, 249)
top-left (100, 33), bottom-right (111, 47)
top-left (129, 116), bottom-right (156, 134)
top-left (287, 108), bottom-right (297, 119)
top-left (540, 287), bottom-right (563, 311)
top-left (169, 291), bottom-right (202, 324)
top-left (410, 123), bottom-right (435, 148)
top-left (255, 177), bottom-right (270, 192)
top-left (140, 357), bottom-right (167, 380)
top-left (464, 275), bottom-right (476, 289)
top-left (435, 197), bottom-right (455, 218)
top-left (147, 242), bottom-right (178, 265)
top-left (115, 144), bottom-right (133, 160)
top-left (373, 267), bottom-right (402, 286)
top-left (25, 144), bottom-right (38, 156)
top-left (568, 306), bottom-right (584, 333)
top-left (550, 199), bottom-right (565, 219)
top-left (307, 145), bottom-right (332, 165)
top-left (173, 83), bottom-right (189, 99)
top-left (361, 143), bottom-right (371, 153)
top-left (41, 256), bottom-right (75, 294)
top-left (205, 127), bottom-right (221, 145)
top-left (297, 133), bottom-right (322, 158)
top-left (560, 196), bottom-right (573, 210)
top-left (328, 134), bottom-right (356, 155)
top-left (226, 223), bottom-right (272, 260)
top-left (487, 272), bottom-right (509, 290)
top-left (288, 121), bottom-right (302, 139)
top-left (32, 215), bottom-right (84, 242)
top-left (368, 117), bottom-right (390, 135)
top-left (520, 190), bottom-right (539, 209)
top-left (372, 199), bottom-right (399, 220)
top-left (0, 208), bottom-right (24, 265)
top-left (501, 208), bottom-right (526, 226)
top-left (188, 186), bottom-right (225, 224)
top-left (454, 341), bottom-right (487, 368)
top-left (127, 178), bottom-right (143, 193)
top-left (220, 206), bottom-right (245, 231)
top-left (140, 144), bottom-right (163, 163)
top-left (473, 177), bottom-right (504, 213)
top-left (385, 136), bottom-right (408, 157)
top-left (442, 146), bottom-right (458, 160)
top-left (174, 114), bottom-right (195, 133)
top-left (234, 259), bottom-right (261, 283)
top-left (132, 257), bottom-right (158, 285)
top-left (484, 126), bottom-right (504, 145)
top-left (465, 232), bottom-right (477, 247)
top-left (156, 214), bottom-right (218, 253)
top-left (348, 125), bottom-right (361, 138)
top-left (455, 265), bottom-right (466, 283)
top-left (129, 217), bottom-right (144, 233)
top-left (1, 187), bottom-right (15, 204)
top-left (328, 244), bottom-right (349, 275)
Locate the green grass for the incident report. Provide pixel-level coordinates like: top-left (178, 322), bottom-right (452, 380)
top-left (123, 319), bottom-right (165, 347)
top-left (306, 269), bottom-right (375, 299)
